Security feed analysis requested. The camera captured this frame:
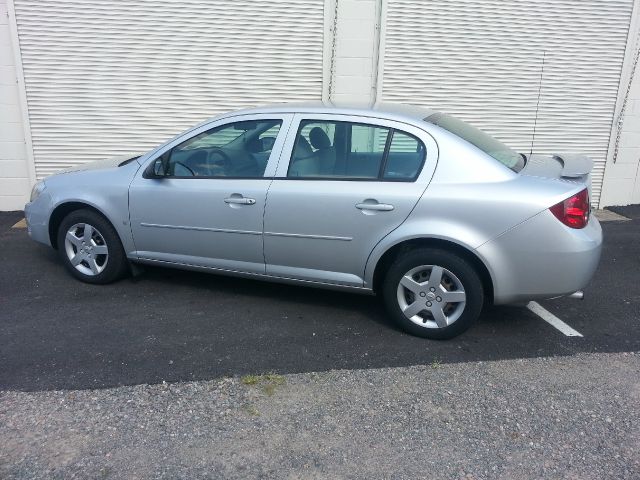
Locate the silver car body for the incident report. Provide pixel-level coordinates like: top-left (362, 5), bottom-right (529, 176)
top-left (25, 102), bottom-right (602, 304)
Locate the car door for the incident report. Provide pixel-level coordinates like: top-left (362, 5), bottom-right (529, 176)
top-left (263, 113), bottom-right (438, 287)
top-left (129, 114), bottom-right (292, 274)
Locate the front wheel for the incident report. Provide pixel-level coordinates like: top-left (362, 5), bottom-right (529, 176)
top-left (382, 248), bottom-right (484, 339)
top-left (57, 209), bottom-right (129, 284)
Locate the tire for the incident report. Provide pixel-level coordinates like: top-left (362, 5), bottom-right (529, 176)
top-left (382, 248), bottom-right (484, 340)
top-left (56, 209), bottom-right (129, 284)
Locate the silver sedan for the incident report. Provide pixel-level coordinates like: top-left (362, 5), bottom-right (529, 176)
top-left (25, 103), bottom-right (602, 339)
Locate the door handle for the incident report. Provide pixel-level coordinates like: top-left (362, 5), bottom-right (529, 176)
top-left (224, 196), bottom-right (256, 205)
top-left (355, 202), bottom-right (394, 211)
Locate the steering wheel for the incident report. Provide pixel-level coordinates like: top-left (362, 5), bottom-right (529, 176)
top-left (207, 148), bottom-right (232, 175)
top-left (172, 161), bottom-right (195, 176)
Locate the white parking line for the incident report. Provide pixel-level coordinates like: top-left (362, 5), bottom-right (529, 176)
top-left (527, 301), bottom-right (584, 337)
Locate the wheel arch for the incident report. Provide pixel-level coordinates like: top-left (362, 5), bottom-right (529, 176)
top-left (48, 201), bottom-right (118, 249)
top-left (371, 237), bottom-right (495, 303)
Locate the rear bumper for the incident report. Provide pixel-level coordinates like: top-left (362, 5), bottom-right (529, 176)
top-left (477, 210), bottom-right (602, 305)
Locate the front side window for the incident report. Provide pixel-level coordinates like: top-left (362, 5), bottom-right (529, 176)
top-left (288, 120), bottom-right (425, 181)
top-left (163, 119), bottom-right (282, 177)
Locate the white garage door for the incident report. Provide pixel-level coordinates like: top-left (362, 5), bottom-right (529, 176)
top-left (12, 0), bottom-right (325, 178)
top-left (381, 0), bottom-right (635, 205)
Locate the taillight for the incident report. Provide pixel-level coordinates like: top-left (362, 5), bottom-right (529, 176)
top-left (549, 188), bottom-right (590, 229)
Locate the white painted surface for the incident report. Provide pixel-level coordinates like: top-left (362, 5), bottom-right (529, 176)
top-left (527, 302), bottom-right (583, 338)
top-left (380, 0), bottom-right (635, 206)
top-left (600, 10), bottom-right (640, 207)
top-left (11, 0), bottom-right (326, 179)
top-left (0, 0), bottom-right (29, 210)
top-left (2, 0), bottom-right (640, 211)
top-left (330, 0), bottom-right (380, 104)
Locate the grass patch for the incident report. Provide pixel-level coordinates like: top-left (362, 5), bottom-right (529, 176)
top-left (264, 373), bottom-right (285, 385)
top-left (241, 375), bottom-right (260, 385)
top-left (240, 373), bottom-right (286, 396)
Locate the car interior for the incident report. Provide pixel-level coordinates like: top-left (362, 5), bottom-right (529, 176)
top-left (165, 120), bottom-right (281, 177)
top-left (288, 120), bottom-right (425, 180)
top-left (160, 118), bottom-right (425, 180)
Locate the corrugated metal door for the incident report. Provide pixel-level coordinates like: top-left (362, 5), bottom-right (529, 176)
top-left (380, 0), bottom-right (635, 204)
top-left (12, 0), bottom-right (325, 178)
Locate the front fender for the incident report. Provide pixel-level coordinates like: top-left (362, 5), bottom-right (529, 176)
top-left (44, 162), bottom-right (140, 255)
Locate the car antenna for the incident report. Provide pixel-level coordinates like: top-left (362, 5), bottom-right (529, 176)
top-left (530, 50), bottom-right (546, 158)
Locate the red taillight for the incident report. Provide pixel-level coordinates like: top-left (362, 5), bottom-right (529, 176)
top-left (549, 188), bottom-right (590, 229)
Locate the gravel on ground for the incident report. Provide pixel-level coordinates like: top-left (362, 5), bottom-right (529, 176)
top-left (1, 352), bottom-right (638, 480)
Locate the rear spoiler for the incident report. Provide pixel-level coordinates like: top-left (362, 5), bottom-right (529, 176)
top-left (552, 153), bottom-right (593, 178)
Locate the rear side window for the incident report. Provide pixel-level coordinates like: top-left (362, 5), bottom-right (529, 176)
top-left (288, 120), bottom-right (425, 181)
top-left (383, 131), bottom-right (425, 180)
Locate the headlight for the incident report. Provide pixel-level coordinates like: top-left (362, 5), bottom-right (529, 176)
top-left (30, 181), bottom-right (46, 202)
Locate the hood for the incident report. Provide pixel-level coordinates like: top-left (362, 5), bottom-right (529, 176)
top-left (58, 153), bottom-right (142, 174)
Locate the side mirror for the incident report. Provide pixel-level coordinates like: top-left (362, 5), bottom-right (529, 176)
top-left (145, 158), bottom-right (166, 178)
top-left (153, 158), bottom-right (165, 176)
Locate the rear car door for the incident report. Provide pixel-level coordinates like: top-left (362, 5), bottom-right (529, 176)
top-left (129, 114), bottom-right (292, 274)
top-left (263, 114), bottom-right (438, 287)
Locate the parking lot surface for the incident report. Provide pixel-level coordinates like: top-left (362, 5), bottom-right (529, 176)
top-left (2, 352), bottom-right (638, 479)
top-left (1, 209), bottom-right (638, 391)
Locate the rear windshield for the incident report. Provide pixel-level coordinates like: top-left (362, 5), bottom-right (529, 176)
top-left (425, 113), bottom-right (525, 172)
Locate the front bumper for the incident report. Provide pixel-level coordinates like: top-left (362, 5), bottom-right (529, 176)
top-left (24, 195), bottom-right (52, 247)
top-left (477, 209), bottom-right (602, 305)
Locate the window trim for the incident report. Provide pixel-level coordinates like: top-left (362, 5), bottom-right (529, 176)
top-left (377, 128), bottom-right (394, 179)
top-left (284, 119), bottom-right (427, 182)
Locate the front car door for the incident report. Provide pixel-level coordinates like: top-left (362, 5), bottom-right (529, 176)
top-left (263, 113), bottom-right (438, 287)
top-left (129, 114), bottom-right (292, 274)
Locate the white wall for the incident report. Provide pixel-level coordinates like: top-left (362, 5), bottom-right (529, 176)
top-left (330, 0), bottom-right (380, 104)
top-left (2, 0), bottom-right (638, 210)
top-left (0, 0), bottom-right (30, 211)
top-left (599, 59), bottom-right (640, 207)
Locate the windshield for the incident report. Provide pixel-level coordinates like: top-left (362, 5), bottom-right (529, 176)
top-left (425, 112), bottom-right (525, 172)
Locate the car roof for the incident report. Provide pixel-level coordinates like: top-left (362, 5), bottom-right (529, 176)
top-left (219, 101), bottom-right (437, 125)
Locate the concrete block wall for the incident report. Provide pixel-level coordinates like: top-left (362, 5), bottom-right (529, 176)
top-left (600, 44), bottom-right (640, 207)
top-left (0, 0), bottom-right (30, 211)
top-left (0, 0), bottom-right (31, 210)
top-left (330, 0), bottom-right (380, 104)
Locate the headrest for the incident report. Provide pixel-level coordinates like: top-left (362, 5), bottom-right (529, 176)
top-left (309, 127), bottom-right (331, 150)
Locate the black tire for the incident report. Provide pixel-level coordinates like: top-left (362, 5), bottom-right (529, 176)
top-left (382, 248), bottom-right (484, 339)
top-left (56, 209), bottom-right (129, 284)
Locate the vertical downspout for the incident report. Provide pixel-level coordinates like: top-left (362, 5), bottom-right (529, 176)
top-left (323, 0), bottom-right (339, 103)
top-left (371, 0), bottom-right (386, 107)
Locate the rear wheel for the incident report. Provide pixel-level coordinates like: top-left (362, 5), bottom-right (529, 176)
top-left (57, 209), bottom-right (129, 284)
top-left (382, 248), bottom-right (483, 339)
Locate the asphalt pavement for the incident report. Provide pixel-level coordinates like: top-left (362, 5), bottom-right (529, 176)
top-left (1, 209), bottom-right (639, 391)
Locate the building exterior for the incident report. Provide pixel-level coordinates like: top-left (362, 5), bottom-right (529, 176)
top-left (1, 0), bottom-right (639, 211)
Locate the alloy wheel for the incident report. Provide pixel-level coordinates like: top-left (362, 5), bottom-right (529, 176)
top-left (64, 223), bottom-right (109, 276)
top-left (396, 265), bottom-right (467, 329)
